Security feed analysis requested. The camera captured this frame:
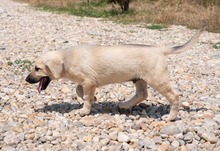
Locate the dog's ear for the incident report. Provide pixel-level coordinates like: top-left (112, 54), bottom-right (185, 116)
top-left (45, 60), bottom-right (63, 79)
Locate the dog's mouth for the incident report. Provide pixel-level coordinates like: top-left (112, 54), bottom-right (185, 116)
top-left (38, 77), bottom-right (51, 93)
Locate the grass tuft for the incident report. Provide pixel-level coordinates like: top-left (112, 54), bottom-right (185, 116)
top-left (8, 59), bottom-right (33, 74)
top-left (37, 1), bottom-right (122, 18)
top-left (213, 42), bottom-right (220, 49)
top-left (146, 24), bottom-right (167, 30)
top-left (16, 0), bottom-right (220, 32)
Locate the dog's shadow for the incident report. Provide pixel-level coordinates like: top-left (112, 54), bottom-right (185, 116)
top-left (35, 101), bottom-right (208, 119)
top-left (36, 101), bottom-right (171, 119)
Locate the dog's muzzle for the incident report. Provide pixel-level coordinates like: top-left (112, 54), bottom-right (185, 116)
top-left (26, 74), bottom-right (41, 84)
top-left (26, 74), bottom-right (51, 93)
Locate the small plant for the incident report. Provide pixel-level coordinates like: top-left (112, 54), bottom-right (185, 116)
top-left (8, 59), bottom-right (33, 74)
top-left (146, 24), bottom-right (168, 30)
top-left (37, 1), bottom-right (117, 18)
top-left (213, 42), bottom-right (220, 49)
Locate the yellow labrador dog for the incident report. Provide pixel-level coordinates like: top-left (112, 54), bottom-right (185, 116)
top-left (26, 25), bottom-right (205, 121)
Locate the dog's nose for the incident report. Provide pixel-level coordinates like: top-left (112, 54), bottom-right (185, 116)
top-left (25, 74), bottom-right (41, 84)
top-left (25, 75), bottom-right (31, 83)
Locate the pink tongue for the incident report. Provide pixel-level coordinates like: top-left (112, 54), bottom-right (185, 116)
top-left (38, 78), bottom-right (44, 93)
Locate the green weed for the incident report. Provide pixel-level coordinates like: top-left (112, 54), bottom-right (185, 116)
top-left (146, 24), bottom-right (168, 30)
top-left (37, 2), bottom-right (116, 18)
top-left (8, 59), bottom-right (33, 74)
top-left (213, 42), bottom-right (220, 49)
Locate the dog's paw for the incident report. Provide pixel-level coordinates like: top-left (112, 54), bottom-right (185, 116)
top-left (79, 108), bottom-right (91, 116)
top-left (161, 114), bottom-right (177, 121)
top-left (118, 103), bottom-right (132, 114)
top-left (118, 102), bottom-right (129, 109)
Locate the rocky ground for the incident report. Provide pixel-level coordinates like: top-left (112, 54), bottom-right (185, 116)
top-left (0, 0), bottom-right (220, 150)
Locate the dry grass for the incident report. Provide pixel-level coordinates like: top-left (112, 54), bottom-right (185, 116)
top-left (17, 0), bottom-right (220, 32)
top-left (132, 0), bottom-right (220, 32)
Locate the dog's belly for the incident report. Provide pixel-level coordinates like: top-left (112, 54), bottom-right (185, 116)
top-left (95, 72), bottom-right (137, 87)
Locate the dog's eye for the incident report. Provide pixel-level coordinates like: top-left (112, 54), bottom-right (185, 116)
top-left (35, 66), bottom-right (40, 71)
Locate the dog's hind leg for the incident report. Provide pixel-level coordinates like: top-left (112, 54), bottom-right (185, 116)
top-left (147, 77), bottom-right (179, 121)
top-left (119, 79), bottom-right (148, 109)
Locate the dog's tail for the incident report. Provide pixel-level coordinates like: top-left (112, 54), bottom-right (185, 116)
top-left (162, 24), bottom-right (206, 55)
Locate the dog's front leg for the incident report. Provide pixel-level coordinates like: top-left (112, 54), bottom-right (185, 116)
top-left (79, 81), bottom-right (96, 116)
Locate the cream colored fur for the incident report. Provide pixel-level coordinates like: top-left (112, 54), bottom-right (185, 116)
top-left (26, 25), bottom-right (206, 121)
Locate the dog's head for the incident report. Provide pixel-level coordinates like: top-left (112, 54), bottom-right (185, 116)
top-left (26, 51), bottom-right (63, 93)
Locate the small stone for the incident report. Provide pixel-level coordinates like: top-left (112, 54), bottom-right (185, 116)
top-left (194, 127), bottom-right (206, 136)
top-left (4, 132), bottom-right (19, 145)
top-left (184, 132), bottom-right (193, 143)
top-left (17, 133), bottom-right (25, 141)
top-left (0, 47), bottom-right (6, 51)
top-left (142, 138), bottom-right (156, 149)
top-left (171, 140), bottom-right (179, 148)
top-left (213, 139), bottom-right (220, 151)
top-left (202, 142), bottom-right (216, 151)
top-left (153, 136), bottom-right (162, 145)
top-left (158, 143), bottom-right (169, 151)
top-left (182, 102), bottom-right (190, 109)
top-left (180, 145), bottom-right (187, 151)
top-left (179, 140), bottom-right (186, 146)
top-left (215, 94), bottom-right (220, 99)
top-left (100, 138), bottom-right (110, 146)
top-left (33, 118), bottom-right (44, 126)
top-left (175, 133), bottom-right (183, 139)
top-left (45, 135), bottom-right (55, 141)
top-left (117, 132), bottom-right (130, 143)
top-left (141, 109), bottom-right (148, 116)
top-left (77, 141), bottom-right (85, 150)
top-left (109, 131), bottom-right (118, 141)
top-left (161, 134), bottom-right (169, 139)
top-left (25, 133), bottom-right (34, 140)
top-left (52, 130), bottom-right (60, 138)
top-left (203, 119), bottom-right (218, 130)
top-left (203, 111), bottom-right (214, 119)
top-left (63, 138), bottom-right (73, 145)
top-left (83, 135), bottom-right (92, 142)
top-left (28, 112), bottom-right (37, 120)
top-left (46, 130), bottom-right (52, 136)
top-left (163, 141), bottom-right (170, 145)
top-left (1, 146), bottom-right (16, 151)
top-left (160, 125), bottom-right (181, 135)
top-left (130, 138), bottom-right (139, 148)
top-left (186, 144), bottom-right (198, 151)
top-left (194, 134), bottom-right (201, 141)
top-left (201, 132), bottom-right (218, 143)
top-left (139, 103), bottom-right (149, 108)
top-left (13, 125), bottom-right (24, 133)
top-left (92, 135), bottom-right (100, 142)
top-left (139, 122), bottom-right (149, 131)
top-left (105, 121), bottom-right (116, 129)
top-left (51, 140), bottom-right (59, 145)
top-left (213, 115), bottom-right (220, 124)
top-left (61, 86), bottom-right (71, 93)
top-left (148, 105), bottom-right (159, 115)
top-left (80, 116), bottom-right (95, 126)
top-left (122, 142), bottom-right (130, 150)
top-left (152, 121), bottom-right (167, 131)
top-left (193, 119), bottom-right (204, 126)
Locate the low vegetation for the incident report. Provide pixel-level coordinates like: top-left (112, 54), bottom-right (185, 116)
top-left (16, 0), bottom-right (220, 32)
top-left (213, 42), bottom-right (220, 49)
top-left (146, 24), bottom-right (167, 31)
top-left (8, 59), bottom-right (33, 74)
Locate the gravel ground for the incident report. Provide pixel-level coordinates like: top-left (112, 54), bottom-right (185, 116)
top-left (0, 0), bottom-right (220, 150)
